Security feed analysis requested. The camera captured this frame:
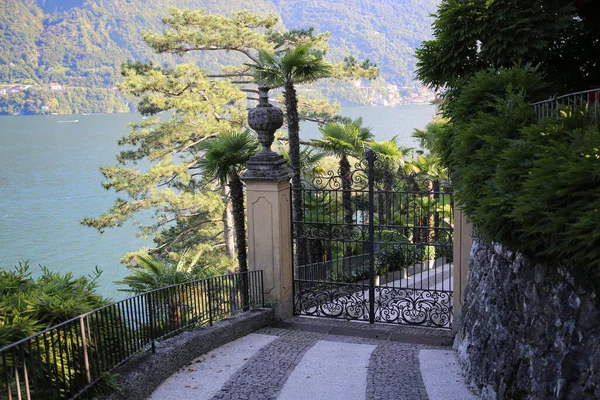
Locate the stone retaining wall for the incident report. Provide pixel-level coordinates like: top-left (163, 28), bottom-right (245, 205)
top-left (101, 308), bottom-right (275, 400)
top-left (454, 240), bottom-right (600, 399)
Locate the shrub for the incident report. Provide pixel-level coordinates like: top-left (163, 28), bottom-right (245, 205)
top-left (0, 262), bottom-right (108, 346)
top-left (0, 262), bottom-right (121, 398)
top-left (434, 242), bottom-right (453, 263)
top-left (376, 244), bottom-right (425, 274)
top-left (440, 65), bottom-right (600, 274)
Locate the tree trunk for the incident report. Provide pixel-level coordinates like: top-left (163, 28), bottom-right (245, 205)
top-left (432, 179), bottom-right (440, 241)
top-left (229, 175), bottom-right (249, 310)
top-left (169, 302), bottom-right (182, 330)
top-left (384, 167), bottom-right (394, 225)
top-left (285, 82), bottom-right (308, 267)
top-left (221, 184), bottom-right (235, 259)
top-left (340, 154), bottom-right (353, 225)
top-left (340, 154), bottom-right (353, 269)
top-left (426, 178), bottom-right (434, 243)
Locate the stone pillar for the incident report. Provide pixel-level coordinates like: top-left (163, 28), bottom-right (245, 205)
top-left (453, 206), bottom-right (473, 332)
top-left (242, 88), bottom-right (294, 320)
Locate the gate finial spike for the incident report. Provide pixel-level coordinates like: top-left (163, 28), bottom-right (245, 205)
top-left (365, 149), bottom-right (378, 162)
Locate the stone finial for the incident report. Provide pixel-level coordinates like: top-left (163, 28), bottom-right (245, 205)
top-left (243, 87), bottom-right (292, 181)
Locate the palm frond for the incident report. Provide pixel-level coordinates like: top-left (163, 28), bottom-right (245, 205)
top-left (313, 118), bottom-right (374, 158)
top-left (248, 45), bottom-right (331, 88)
top-left (199, 130), bottom-right (259, 185)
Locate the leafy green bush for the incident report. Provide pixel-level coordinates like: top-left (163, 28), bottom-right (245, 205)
top-left (0, 262), bottom-right (121, 397)
top-left (439, 65), bottom-right (600, 273)
top-left (0, 261), bottom-right (108, 347)
top-left (376, 244), bottom-right (432, 274)
top-left (434, 242), bottom-right (453, 263)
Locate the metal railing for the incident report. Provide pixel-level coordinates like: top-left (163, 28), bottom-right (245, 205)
top-left (532, 88), bottom-right (600, 126)
top-left (295, 253), bottom-right (375, 282)
top-left (0, 270), bottom-right (264, 400)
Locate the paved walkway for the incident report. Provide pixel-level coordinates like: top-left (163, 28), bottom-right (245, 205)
top-left (149, 319), bottom-right (477, 400)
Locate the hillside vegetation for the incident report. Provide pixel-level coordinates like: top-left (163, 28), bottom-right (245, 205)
top-left (0, 0), bottom-right (436, 114)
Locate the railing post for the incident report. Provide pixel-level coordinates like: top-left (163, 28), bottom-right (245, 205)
top-left (207, 279), bottom-right (213, 326)
top-left (13, 363), bottom-right (20, 400)
top-left (22, 357), bottom-right (30, 400)
top-left (260, 271), bottom-right (265, 306)
top-left (147, 292), bottom-right (155, 354)
top-left (242, 271), bottom-right (249, 312)
top-left (79, 316), bottom-right (91, 385)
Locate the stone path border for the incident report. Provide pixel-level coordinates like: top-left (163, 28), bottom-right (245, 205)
top-left (420, 349), bottom-right (477, 400)
top-left (277, 318), bottom-right (453, 346)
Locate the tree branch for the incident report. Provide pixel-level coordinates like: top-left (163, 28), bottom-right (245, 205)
top-left (180, 134), bottom-right (218, 152)
top-left (155, 211), bottom-right (211, 228)
top-left (166, 46), bottom-right (260, 64)
top-left (153, 218), bottom-right (223, 252)
top-left (198, 89), bottom-right (223, 121)
top-left (277, 137), bottom-right (313, 146)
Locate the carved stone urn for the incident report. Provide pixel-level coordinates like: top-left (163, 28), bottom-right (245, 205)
top-left (248, 87), bottom-right (284, 154)
top-left (242, 87), bottom-right (292, 181)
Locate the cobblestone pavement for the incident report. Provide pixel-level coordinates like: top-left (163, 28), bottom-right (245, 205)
top-left (210, 330), bottom-right (320, 400)
top-left (367, 341), bottom-right (429, 400)
top-left (150, 318), bottom-right (475, 400)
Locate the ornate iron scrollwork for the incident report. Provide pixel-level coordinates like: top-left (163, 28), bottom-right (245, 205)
top-left (293, 151), bottom-right (454, 329)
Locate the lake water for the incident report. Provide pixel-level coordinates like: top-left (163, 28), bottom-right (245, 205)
top-left (0, 105), bottom-right (435, 299)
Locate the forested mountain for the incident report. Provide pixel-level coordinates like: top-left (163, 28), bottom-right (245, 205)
top-left (276, 0), bottom-right (437, 85)
top-left (0, 0), bottom-right (437, 114)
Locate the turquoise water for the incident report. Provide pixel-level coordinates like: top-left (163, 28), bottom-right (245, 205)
top-left (0, 105), bottom-right (435, 298)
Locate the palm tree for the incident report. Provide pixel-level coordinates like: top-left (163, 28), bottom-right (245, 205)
top-left (199, 130), bottom-right (259, 275)
top-left (199, 130), bottom-right (258, 310)
top-left (312, 118), bottom-right (374, 222)
top-left (404, 153), bottom-right (449, 245)
top-left (116, 253), bottom-right (221, 330)
top-left (116, 253), bottom-right (211, 293)
top-left (279, 145), bottom-right (327, 181)
top-left (249, 45), bottom-right (331, 267)
top-left (367, 137), bottom-right (412, 225)
top-left (312, 118), bottom-right (374, 267)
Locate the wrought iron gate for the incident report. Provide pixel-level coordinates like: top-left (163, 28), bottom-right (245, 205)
top-left (292, 150), bottom-right (454, 329)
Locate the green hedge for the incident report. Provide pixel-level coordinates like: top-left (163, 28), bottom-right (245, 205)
top-left (438, 66), bottom-right (600, 273)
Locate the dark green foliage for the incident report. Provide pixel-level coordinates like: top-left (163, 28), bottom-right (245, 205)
top-left (442, 66), bottom-right (600, 273)
top-left (0, 261), bottom-right (108, 346)
top-left (416, 0), bottom-right (600, 91)
top-left (416, 0), bottom-right (600, 277)
top-left (507, 111), bottom-right (600, 269)
top-left (0, 262), bottom-right (122, 398)
top-left (376, 244), bottom-right (422, 274)
top-left (435, 242), bottom-right (453, 263)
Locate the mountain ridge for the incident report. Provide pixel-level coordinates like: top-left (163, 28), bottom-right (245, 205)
top-left (0, 0), bottom-right (437, 114)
